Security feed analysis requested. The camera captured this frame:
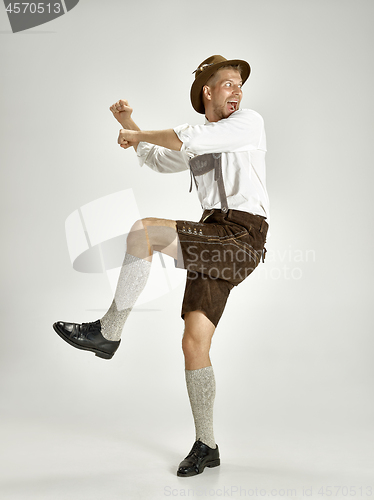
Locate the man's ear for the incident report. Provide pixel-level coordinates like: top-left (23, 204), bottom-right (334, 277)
top-left (203, 85), bottom-right (212, 101)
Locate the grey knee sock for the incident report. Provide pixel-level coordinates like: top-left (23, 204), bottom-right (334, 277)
top-left (185, 366), bottom-right (216, 449)
top-left (100, 253), bottom-right (151, 341)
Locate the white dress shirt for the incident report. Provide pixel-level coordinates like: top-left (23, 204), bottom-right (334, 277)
top-left (136, 109), bottom-right (269, 219)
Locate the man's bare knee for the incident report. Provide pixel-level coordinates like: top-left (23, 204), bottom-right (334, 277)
top-left (126, 217), bottom-right (178, 259)
top-left (182, 311), bottom-right (215, 357)
top-left (126, 219), bottom-right (150, 258)
top-left (182, 333), bottom-right (210, 360)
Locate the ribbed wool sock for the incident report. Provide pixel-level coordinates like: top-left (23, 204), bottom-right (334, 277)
top-left (100, 253), bottom-right (151, 341)
top-left (185, 365), bottom-right (216, 449)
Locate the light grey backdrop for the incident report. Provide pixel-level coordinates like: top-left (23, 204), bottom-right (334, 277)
top-left (1, 1), bottom-right (373, 499)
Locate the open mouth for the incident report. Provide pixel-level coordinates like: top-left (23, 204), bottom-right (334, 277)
top-left (227, 101), bottom-right (238, 112)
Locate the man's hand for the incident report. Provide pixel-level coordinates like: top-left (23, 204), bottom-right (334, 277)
top-left (118, 129), bottom-right (139, 149)
top-left (110, 99), bottom-right (135, 128)
top-left (111, 99), bottom-right (140, 150)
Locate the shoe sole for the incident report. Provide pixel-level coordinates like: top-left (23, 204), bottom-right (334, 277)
top-left (53, 323), bottom-right (114, 359)
top-left (177, 458), bottom-right (220, 477)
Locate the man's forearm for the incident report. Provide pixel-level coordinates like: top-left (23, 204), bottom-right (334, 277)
top-left (137, 129), bottom-right (183, 151)
top-left (119, 128), bottom-right (183, 152)
top-left (120, 118), bottom-right (140, 151)
top-left (121, 117), bottom-right (140, 132)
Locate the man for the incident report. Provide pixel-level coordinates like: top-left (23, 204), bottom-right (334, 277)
top-left (53, 55), bottom-right (269, 477)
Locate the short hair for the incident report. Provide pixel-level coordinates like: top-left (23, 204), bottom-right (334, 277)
top-left (205, 64), bottom-right (244, 88)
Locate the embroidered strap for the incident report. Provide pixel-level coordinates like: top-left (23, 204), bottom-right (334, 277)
top-left (189, 153), bottom-right (228, 212)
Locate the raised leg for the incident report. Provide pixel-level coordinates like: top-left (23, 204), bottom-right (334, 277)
top-left (54, 217), bottom-right (180, 356)
top-left (100, 217), bottom-right (179, 340)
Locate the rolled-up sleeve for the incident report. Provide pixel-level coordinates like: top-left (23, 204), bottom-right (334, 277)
top-left (174, 110), bottom-right (265, 155)
top-left (136, 141), bottom-right (189, 174)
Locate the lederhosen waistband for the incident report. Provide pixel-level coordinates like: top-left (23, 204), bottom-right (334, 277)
top-left (201, 208), bottom-right (268, 262)
top-left (201, 208), bottom-right (268, 237)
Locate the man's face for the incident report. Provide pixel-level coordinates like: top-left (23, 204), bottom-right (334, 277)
top-left (203, 68), bottom-right (243, 121)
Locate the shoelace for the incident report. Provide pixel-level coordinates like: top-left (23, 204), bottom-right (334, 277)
top-left (188, 441), bottom-right (203, 459)
top-left (80, 320), bottom-right (101, 333)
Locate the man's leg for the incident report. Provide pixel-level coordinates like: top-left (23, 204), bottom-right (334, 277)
top-left (183, 310), bottom-right (216, 446)
top-left (53, 218), bottom-right (179, 358)
top-left (177, 310), bottom-right (220, 477)
top-left (100, 217), bottom-right (178, 341)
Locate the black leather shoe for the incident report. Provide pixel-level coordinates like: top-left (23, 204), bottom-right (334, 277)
top-left (53, 320), bottom-right (120, 359)
top-left (177, 440), bottom-right (220, 477)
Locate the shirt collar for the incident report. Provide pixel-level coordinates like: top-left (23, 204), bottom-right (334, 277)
top-left (204, 110), bottom-right (240, 125)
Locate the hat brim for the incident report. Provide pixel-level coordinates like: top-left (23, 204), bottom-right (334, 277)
top-left (190, 59), bottom-right (251, 114)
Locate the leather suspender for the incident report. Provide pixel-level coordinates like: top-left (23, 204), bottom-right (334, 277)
top-left (189, 153), bottom-right (229, 212)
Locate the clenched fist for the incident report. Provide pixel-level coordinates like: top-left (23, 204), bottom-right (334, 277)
top-left (110, 99), bottom-right (133, 128)
top-left (118, 129), bottom-right (139, 149)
